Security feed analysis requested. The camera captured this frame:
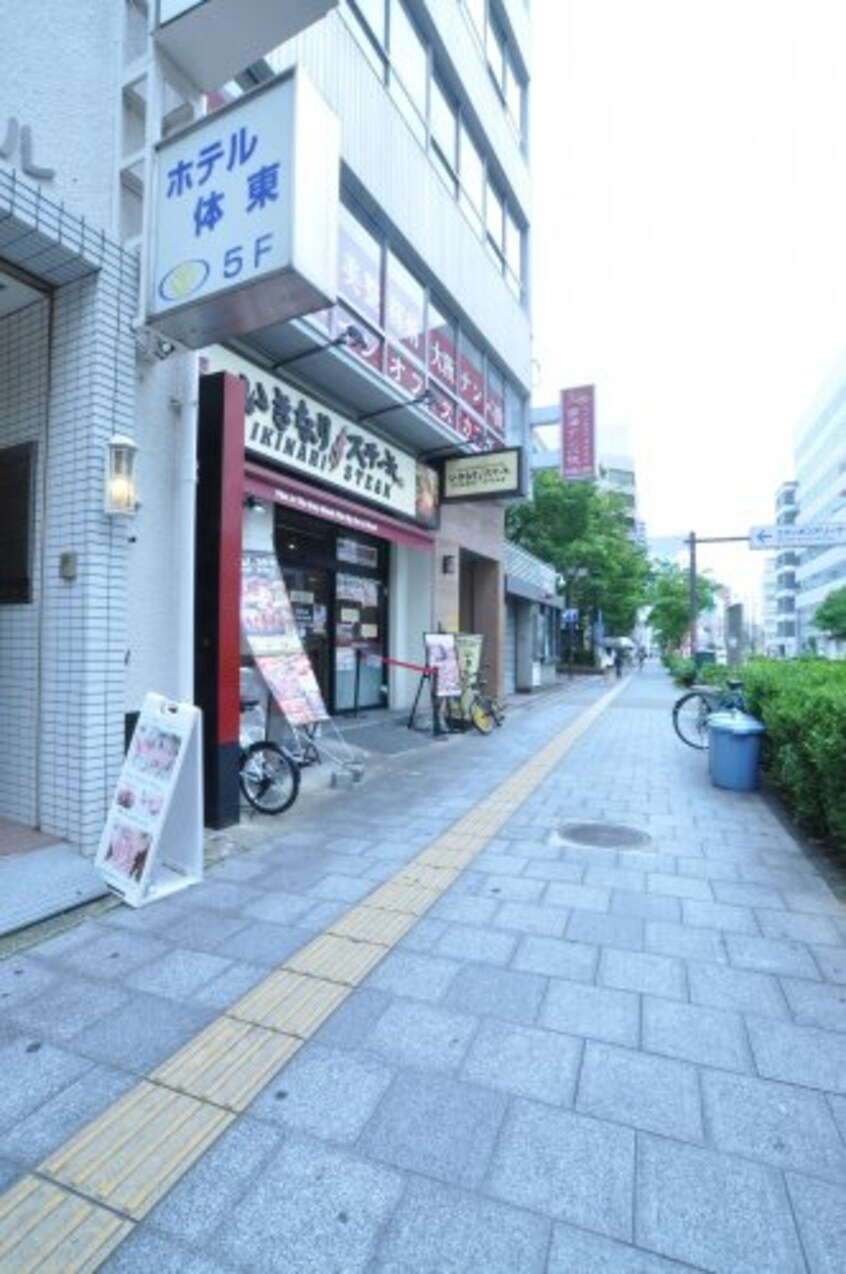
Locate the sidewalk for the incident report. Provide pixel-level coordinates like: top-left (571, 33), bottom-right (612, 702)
top-left (1, 665), bottom-right (844, 1271)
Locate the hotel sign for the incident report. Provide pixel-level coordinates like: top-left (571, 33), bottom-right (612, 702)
top-left (148, 70), bottom-right (338, 348)
top-left (204, 347), bottom-right (418, 519)
top-left (442, 448), bottom-right (523, 502)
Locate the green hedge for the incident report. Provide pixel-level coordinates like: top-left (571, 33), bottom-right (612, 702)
top-left (739, 659), bottom-right (846, 850)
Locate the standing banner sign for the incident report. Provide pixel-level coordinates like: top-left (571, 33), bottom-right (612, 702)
top-left (423, 633), bottom-right (461, 697)
top-left (95, 694), bottom-right (203, 907)
top-left (241, 551), bottom-right (329, 725)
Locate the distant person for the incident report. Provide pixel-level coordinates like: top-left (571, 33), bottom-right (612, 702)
top-left (614, 648), bottom-right (625, 679)
top-left (636, 646), bottom-right (646, 670)
top-left (601, 647), bottom-right (615, 685)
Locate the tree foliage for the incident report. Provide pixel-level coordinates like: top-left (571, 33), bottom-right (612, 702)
top-left (646, 560), bottom-right (718, 653)
top-left (506, 470), bottom-right (649, 636)
top-left (814, 586), bottom-right (846, 640)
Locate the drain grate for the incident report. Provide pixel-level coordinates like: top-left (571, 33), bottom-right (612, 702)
top-left (555, 821), bottom-right (653, 852)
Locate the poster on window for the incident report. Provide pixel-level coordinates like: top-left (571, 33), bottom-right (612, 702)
top-left (241, 551), bottom-right (329, 725)
top-left (423, 632), bottom-right (461, 697)
top-left (95, 693), bottom-right (203, 907)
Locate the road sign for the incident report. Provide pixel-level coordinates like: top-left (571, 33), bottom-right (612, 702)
top-left (749, 523), bottom-right (846, 550)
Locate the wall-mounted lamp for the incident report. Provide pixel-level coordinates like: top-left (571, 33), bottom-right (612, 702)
top-left (442, 554), bottom-right (457, 576)
top-left (104, 433), bottom-right (138, 515)
top-left (360, 388), bottom-right (433, 425)
top-left (243, 495), bottom-right (266, 513)
top-left (272, 323), bottom-right (367, 371)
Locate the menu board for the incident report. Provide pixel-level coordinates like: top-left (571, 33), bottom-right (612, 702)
top-left (96, 694), bottom-right (203, 907)
top-left (241, 551), bottom-right (329, 725)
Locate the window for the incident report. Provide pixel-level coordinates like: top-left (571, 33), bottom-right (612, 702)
top-left (430, 75), bottom-right (458, 194)
top-left (458, 122), bottom-right (484, 235)
top-left (505, 207), bottom-right (523, 297)
top-left (464, 0), bottom-right (485, 46)
top-left (485, 182), bottom-right (505, 265)
top-left (338, 204), bottom-right (383, 327)
top-left (347, 0), bottom-right (388, 75)
top-left (0, 442), bottom-right (36, 604)
top-left (388, 0), bottom-right (427, 144)
top-left (427, 297), bottom-right (457, 393)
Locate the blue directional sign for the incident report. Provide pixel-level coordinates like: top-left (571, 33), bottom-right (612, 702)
top-left (749, 523), bottom-right (846, 550)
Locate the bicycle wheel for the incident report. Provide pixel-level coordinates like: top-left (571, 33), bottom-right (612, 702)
top-left (490, 695), bottom-right (506, 727)
top-left (469, 695), bottom-right (495, 735)
top-left (240, 741), bottom-right (301, 814)
top-left (672, 691), bottom-right (712, 750)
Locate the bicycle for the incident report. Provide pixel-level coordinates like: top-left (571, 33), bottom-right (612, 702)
top-left (444, 670), bottom-right (506, 736)
top-left (239, 699), bottom-right (301, 814)
top-left (672, 678), bottom-right (745, 750)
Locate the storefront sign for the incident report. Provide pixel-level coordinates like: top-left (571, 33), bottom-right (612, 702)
top-left (0, 117), bottom-right (54, 180)
top-left (561, 385), bottom-right (596, 481)
top-left (442, 448), bottom-right (523, 502)
top-left (148, 69), bottom-right (338, 347)
top-left (205, 346), bottom-right (419, 518)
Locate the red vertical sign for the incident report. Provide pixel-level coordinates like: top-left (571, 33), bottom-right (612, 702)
top-left (560, 385), bottom-right (595, 480)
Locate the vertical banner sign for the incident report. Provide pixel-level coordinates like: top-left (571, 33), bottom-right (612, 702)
top-left (241, 551), bottom-right (329, 725)
top-left (96, 694), bottom-right (203, 907)
top-left (423, 633), bottom-right (461, 697)
top-left (560, 385), bottom-right (596, 481)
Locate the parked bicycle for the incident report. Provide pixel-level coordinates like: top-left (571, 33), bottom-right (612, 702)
top-left (239, 699), bottom-right (301, 814)
top-left (444, 669), bottom-right (506, 736)
top-left (672, 678), bottom-right (746, 750)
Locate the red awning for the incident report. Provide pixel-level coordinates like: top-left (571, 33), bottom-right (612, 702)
top-left (244, 462), bottom-right (435, 552)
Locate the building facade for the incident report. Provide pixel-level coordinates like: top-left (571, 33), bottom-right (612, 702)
top-left (0, 0), bottom-right (532, 851)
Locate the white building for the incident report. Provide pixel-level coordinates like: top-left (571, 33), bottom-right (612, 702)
top-left (794, 357), bottom-right (846, 654)
top-left (0, 0), bottom-right (532, 848)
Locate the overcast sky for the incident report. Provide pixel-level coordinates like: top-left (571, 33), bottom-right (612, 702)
top-left (529, 0), bottom-right (846, 599)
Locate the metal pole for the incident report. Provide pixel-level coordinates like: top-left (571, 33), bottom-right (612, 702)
top-left (688, 531), bottom-right (698, 662)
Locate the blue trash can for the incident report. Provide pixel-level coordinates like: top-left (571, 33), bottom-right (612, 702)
top-left (708, 711), bottom-right (766, 791)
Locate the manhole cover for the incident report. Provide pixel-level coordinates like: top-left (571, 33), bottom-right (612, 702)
top-left (555, 821), bottom-right (653, 851)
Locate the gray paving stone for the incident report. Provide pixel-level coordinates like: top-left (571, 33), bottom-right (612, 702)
top-left (681, 899), bottom-right (761, 936)
top-left (461, 1018), bottom-right (582, 1105)
top-left (542, 979), bottom-right (640, 1047)
top-left (115, 908), bottom-right (250, 953)
top-left (612, 890), bottom-right (681, 923)
top-left (213, 919), bottom-right (316, 967)
top-left (241, 890), bottom-right (323, 925)
top-left (434, 923), bottom-right (517, 966)
top-left (599, 948), bottom-right (687, 1001)
top-left (69, 993), bottom-right (216, 1073)
top-left (647, 873), bottom-right (713, 901)
top-left (643, 996), bottom-right (751, 1072)
top-left (687, 961), bottom-right (787, 1017)
top-left (0, 1158), bottom-right (20, 1193)
top-left (312, 987), bottom-right (392, 1049)
top-left (358, 1070), bottom-right (508, 1187)
top-left (372, 1175), bottom-right (549, 1274)
top-left (566, 910), bottom-right (645, 952)
top-left (675, 855), bottom-right (739, 883)
top-left (248, 1044), bottom-right (393, 1142)
top-left (214, 1134), bottom-right (404, 1273)
top-left (702, 1069), bottom-right (846, 1179)
top-left (712, 879), bottom-right (785, 909)
top-left (521, 859), bottom-right (586, 884)
top-left (487, 1099), bottom-right (635, 1241)
top-left (0, 1064), bottom-right (136, 1167)
top-left (812, 943), bottom-right (846, 984)
top-left (830, 1094), bottom-right (846, 1140)
top-left (396, 915), bottom-right (449, 952)
top-left (0, 954), bottom-right (58, 1008)
top-left (636, 1135), bottom-right (806, 1272)
top-left (511, 934), bottom-right (598, 983)
top-left (746, 1016), bottom-right (846, 1094)
top-left (724, 932), bottom-right (821, 979)
top-left (493, 901), bottom-right (569, 937)
top-left (179, 879), bottom-right (264, 912)
top-left (124, 948), bottom-right (234, 1000)
top-left (472, 852), bottom-right (531, 877)
top-left (476, 875), bottom-right (545, 901)
top-left (584, 865), bottom-right (647, 893)
top-left (33, 929), bottom-right (170, 983)
top-left (442, 962), bottom-right (547, 1025)
top-left (548, 1223), bottom-right (697, 1272)
top-left (544, 881), bottom-right (611, 913)
top-left (0, 1037), bottom-right (94, 1134)
top-left (102, 1230), bottom-right (231, 1272)
top-left (188, 960), bottom-right (269, 1010)
top-left (786, 1172), bottom-right (846, 1274)
top-left (756, 907), bottom-right (842, 945)
top-left (6, 974), bottom-right (129, 1043)
top-left (577, 1041), bottom-right (703, 1142)
top-left (780, 976), bottom-right (846, 1032)
top-left (368, 949), bottom-right (459, 1002)
top-left (363, 999), bottom-right (477, 1071)
top-left (431, 895), bottom-right (499, 925)
top-left (644, 920), bottom-right (728, 964)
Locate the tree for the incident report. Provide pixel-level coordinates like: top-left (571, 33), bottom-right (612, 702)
top-left (647, 560), bottom-right (718, 654)
top-left (814, 586), bottom-right (846, 641)
top-left (506, 470), bottom-right (650, 636)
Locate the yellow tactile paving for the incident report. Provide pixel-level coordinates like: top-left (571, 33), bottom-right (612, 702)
top-left (0, 1176), bottom-right (133, 1273)
top-left (230, 969), bottom-right (350, 1036)
top-left (0, 685), bottom-right (621, 1266)
top-left (329, 904), bottom-right (418, 946)
top-left (151, 1015), bottom-right (303, 1111)
top-left (283, 932), bottom-right (387, 984)
top-left (40, 1081), bottom-right (233, 1220)
top-left (365, 879), bottom-right (441, 915)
